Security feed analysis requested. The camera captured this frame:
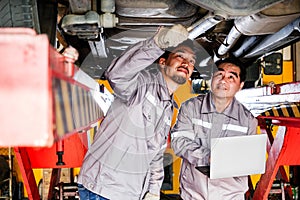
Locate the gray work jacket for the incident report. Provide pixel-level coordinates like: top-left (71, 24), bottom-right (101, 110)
top-left (171, 93), bottom-right (258, 200)
top-left (78, 38), bottom-right (177, 200)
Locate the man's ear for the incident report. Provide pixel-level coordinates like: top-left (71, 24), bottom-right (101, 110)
top-left (239, 82), bottom-right (245, 90)
top-left (158, 57), bottom-right (166, 67)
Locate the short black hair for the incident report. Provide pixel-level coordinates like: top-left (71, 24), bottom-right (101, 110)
top-left (158, 39), bottom-right (200, 66)
top-left (215, 57), bottom-right (247, 82)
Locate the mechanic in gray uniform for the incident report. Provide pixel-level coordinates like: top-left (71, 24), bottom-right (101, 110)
top-left (171, 57), bottom-right (258, 200)
top-left (77, 24), bottom-right (199, 200)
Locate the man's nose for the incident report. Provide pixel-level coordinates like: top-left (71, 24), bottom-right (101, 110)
top-left (220, 74), bottom-right (228, 82)
top-left (182, 58), bottom-right (193, 67)
top-left (181, 59), bottom-right (189, 67)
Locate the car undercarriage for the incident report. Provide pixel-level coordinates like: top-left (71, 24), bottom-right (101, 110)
top-left (1, 0), bottom-right (300, 80)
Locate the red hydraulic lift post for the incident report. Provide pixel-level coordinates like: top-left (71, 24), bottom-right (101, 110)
top-left (236, 81), bottom-right (300, 199)
top-left (247, 83), bottom-right (300, 200)
top-left (253, 116), bottom-right (300, 200)
top-left (0, 28), bottom-right (107, 199)
top-left (14, 148), bottom-right (40, 200)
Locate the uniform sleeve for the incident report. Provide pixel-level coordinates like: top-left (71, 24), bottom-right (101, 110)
top-left (105, 38), bottom-right (164, 100)
top-left (171, 101), bottom-right (210, 166)
top-left (147, 144), bottom-right (167, 196)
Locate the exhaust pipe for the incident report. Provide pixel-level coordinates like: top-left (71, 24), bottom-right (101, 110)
top-left (188, 12), bottom-right (226, 40)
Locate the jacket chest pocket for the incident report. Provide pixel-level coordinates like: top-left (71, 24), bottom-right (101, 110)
top-left (142, 91), bottom-right (166, 125)
top-left (143, 98), bottom-right (158, 126)
top-left (143, 95), bottom-right (171, 149)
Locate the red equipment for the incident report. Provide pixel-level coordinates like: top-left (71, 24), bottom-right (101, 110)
top-left (0, 28), bottom-right (105, 199)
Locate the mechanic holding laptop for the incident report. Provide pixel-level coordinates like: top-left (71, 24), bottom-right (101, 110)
top-left (171, 57), bottom-right (258, 200)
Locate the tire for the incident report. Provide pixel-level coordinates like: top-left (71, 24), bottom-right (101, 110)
top-left (0, 0), bottom-right (40, 30)
top-left (0, 0), bottom-right (57, 46)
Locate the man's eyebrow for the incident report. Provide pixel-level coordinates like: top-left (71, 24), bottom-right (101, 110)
top-left (217, 67), bottom-right (239, 78)
top-left (230, 71), bottom-right (239, 78)
top-left (174, 49), bottom-right (196, 60)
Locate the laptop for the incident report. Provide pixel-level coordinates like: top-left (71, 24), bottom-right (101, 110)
top-left (196, 134), bottom-right (267, 179)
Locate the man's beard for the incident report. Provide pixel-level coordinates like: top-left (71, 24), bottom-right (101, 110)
top-left (170, 74), bottom-right (187, 84)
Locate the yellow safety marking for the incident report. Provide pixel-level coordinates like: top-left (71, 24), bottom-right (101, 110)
top-left (272, 107), bottom-right (279, 116)
top-left (261, 103), bottom-right (300, 118)
top-left (292, 104), bottom-right (300, 117)
top-left (61, 80), bottom-right (74, 132)
top-left (264, 110), bottom-right (270, 116)
top-left (72, 86), bottom-right (81, 129)
top-left (79, 88), bottom-right (86, 127)
top-left (54, 84), bottom-right (64, 136)
top-left (280, 105), bottom-right (289, 117)
top-left (54, 77), bottom-right (104, 137)
top-left (89, 92), bottom-right (93, 123)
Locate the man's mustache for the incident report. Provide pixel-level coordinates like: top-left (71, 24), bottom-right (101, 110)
top-left (177, 66), bottom-right (189, 74)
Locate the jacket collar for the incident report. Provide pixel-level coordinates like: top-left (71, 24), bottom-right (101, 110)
top-left (156, 70), bottom-right (179, 109)
top-left (201, 92), bottom-right (238, 120)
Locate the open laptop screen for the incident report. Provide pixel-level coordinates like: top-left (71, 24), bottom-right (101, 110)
top-left (209, 134), bottom-right (267, 179)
